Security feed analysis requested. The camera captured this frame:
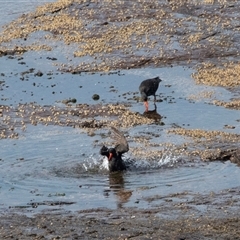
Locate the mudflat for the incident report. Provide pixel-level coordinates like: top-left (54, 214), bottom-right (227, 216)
top-left (0, 1), bottom-right (240, 239)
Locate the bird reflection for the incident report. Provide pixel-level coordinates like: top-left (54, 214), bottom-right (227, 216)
top-left (108, 172), bottom-right (132, 208)
top-left (142, 103), bottom-right (162, 121)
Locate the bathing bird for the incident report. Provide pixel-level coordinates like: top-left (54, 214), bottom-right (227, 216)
top-left (100, 127), bottom-right (129, 172)
top-left (139, 76), bottom-right (162, 112)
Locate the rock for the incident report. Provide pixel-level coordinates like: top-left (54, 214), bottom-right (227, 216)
top-left (206, 147), bottom-right (240, 165)
top-left (46, 57), bottom-right (57, 61)
top-left (92, 94), bottom-right (100, 101)
top-left (62, 98), bottom-right (77, 104)
top-left (34, 71), bottom-right (43, 77)
top-left (230, 149), bottom-right (240, 165)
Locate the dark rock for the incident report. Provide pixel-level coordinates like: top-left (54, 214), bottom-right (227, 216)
top-left (62, 98), bottom-right (77, 104)
top-left (207, 147), bottom-right (240, 165)
top-left (92, 94), bottom-right (100, 100)
top-left (34, 71), bottom-right (43, 77)
top-left (46, 57), bottom-right (57, 61)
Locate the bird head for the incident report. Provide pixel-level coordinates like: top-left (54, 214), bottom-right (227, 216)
top-left (155, 76), bottom-right (162, 83)
top-left (100, 145), bottom-right (109, 156)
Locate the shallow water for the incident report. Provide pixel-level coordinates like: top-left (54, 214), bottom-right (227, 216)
top-left (1, 1), bottom-right (240, 215)
top-left (0, 1), bottom-right (55, 27)
top-left (1, 124), bottom-right (240, 215)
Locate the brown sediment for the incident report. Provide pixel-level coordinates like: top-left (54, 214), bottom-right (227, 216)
top-left (168, 128), bottom-right (240, 163)
top-left (0, 103), bottom-right (157, 139)
top-left (190, 62), bottom-right (240, 108)
top-left (192, 62), bottom-right (240, 88)
top-left (187, 90), bottom-right (215, 101)
top-left (1, 0), bottom-right (240, 72)
top-left (167, 128), bottom-right (240, 140)
top-left (7, 102), bottom-right (239, 163)
top-left (1, 187), bottom-right (240, 239)
top-left (1, 0), bottom-right (240, 110)
top-left (213, 99), bottom-right (240, 110)
top-left (0, 0), bottom-right (238, 163)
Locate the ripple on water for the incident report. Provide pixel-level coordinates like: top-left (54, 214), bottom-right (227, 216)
top-left (1, 124), bottom-right (240, 214)
top-left (1, 1), bottom-right (240, 217)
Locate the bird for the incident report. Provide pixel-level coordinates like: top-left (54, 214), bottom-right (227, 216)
top-left (139, 76), bottom-right (162, 112)
top-left (100, 127), bottom-right (129, 172)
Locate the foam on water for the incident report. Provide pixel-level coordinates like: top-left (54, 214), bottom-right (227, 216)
top-left (82, 155), bottom-right (109, 172)
top-left (78, 150), bottom-right (182, 174)
top-left (125, 153), bottom-right (181, 171)
top-left (99, 157), bottom-right (110, 171)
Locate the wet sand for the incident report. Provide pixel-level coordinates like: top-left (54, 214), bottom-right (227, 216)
top-left (0, 0), bottom-right (240, 239)
top-left (1, 187), bottom-right (240, 239)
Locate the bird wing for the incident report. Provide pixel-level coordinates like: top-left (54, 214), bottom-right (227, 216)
top-left (110, 126), bottom-right (129, 154)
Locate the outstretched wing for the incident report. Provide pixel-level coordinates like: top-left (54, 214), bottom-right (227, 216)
top-left (110, 126), bottom-right (129, 154)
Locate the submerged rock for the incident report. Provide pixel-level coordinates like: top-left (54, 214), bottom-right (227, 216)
top-left (92, 94), bottom-right (100, 101)
top-left (207, 148), bottom-right (240, 165)
top-left (34, 71), bottom-right (43, 77)
top-left (62, 98), bottom-right (77, 104)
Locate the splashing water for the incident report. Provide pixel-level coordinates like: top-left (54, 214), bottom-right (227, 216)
top-left (81, 155), bottom-right (109, 173)
top-left (99, 157), bottom-right (109, 171)
top-left (125, 153), bottom-right (181, 171)
top-left (79, 150), bottom-right (182, 173)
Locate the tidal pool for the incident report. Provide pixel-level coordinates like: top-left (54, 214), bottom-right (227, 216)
top-left (0, 0), bottom-right (240, 217)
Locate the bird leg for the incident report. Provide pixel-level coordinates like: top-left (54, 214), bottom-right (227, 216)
top-left (144, 101), bottom-right (149, 112)
top-left (154, 94), bottom-right (156, 102)
top-left (154, 103), bottom-right (157, 111)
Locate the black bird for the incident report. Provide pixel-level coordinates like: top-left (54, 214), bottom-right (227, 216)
top-left (139, 76), bottom-right (162, 112)
top-left (100, 127), bottom-right (129, 172)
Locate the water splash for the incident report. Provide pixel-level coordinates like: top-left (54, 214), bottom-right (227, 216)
top-left (82, 155), bottom-right (109, 173)
top-left (99, 157), bottom-right (109, 171)
top-left (79, 151), bottom-right (182, 173)
top-left (127, 149), bottom-right (183, 171)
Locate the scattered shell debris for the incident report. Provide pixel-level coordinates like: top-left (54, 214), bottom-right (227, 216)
top-left (1, 0), bottom-right (240, 164)
top-left (1, 0), bottom-right (239, 109)
top-left (213, 99), bottom-right (240, 110)
top-left (191, 61), bottom-right (240, 107)
top-left (168, 128), bottom-right (240, 162)
top-left (1, 0), bottom-right (240, 72)
top-left (168, 128), bottom-right (240, 141)
top-left (0, 103), bottom-right (157, 139)
top-left (187, 90), bottom-right (215, 101)
top-left (192, 62), bottom-right (240, 88)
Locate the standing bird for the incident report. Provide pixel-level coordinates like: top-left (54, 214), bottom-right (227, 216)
top-left (100, 127), bottom-right (129, 172)
top-left (139, 76), bottom-right (162, 112)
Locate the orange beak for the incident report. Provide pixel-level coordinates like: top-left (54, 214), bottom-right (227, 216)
top-left (108, 152), bottom-right (113, 161)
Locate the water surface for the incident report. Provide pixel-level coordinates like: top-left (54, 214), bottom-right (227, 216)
top-left (1, 0), bottom-right (240, 215)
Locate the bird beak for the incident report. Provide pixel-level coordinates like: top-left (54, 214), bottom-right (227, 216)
top-left (108, 152), bottom-right (113, 161)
